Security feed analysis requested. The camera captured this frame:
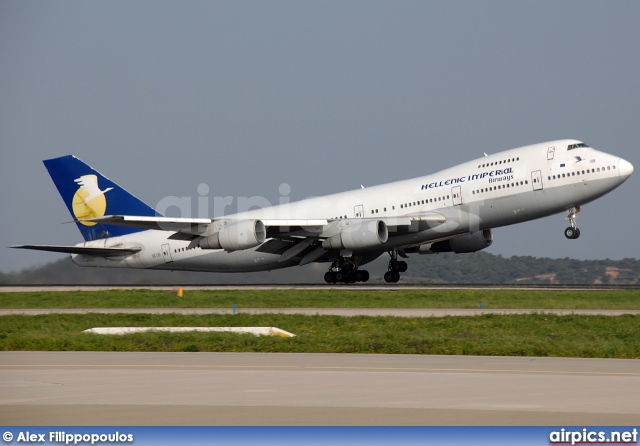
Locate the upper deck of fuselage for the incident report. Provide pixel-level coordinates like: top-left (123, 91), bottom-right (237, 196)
top-left (227, 139), bottom-right (631, 221)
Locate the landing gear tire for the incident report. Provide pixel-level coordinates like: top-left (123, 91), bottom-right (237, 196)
top-left (564, 227), bottom-right (580, 239)
top-left (564, 207), bottom-right (581, 240)
top-left (325, 255), bottom-right (369, 284)
top-left (385, 250), bottom-right (406, 283)
top-left (384, 271), bottom-right (400, 283)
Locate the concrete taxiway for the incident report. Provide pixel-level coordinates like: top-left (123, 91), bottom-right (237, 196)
top-left (1, 352), bottom-right (638, 425)
top-left (2, 308), bottom-right (639, 316)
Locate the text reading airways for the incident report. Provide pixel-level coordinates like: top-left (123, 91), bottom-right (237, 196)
top-left (421, 168), bottom-right (514, 190)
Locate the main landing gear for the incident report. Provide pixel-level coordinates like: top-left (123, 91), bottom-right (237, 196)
top-left (324, 257), bottom-right (370, 284)
top-left (564, 207), bottom-right (581, 240)
top-left (323, 250), bottom-right (409, 284)
top-left (384, 249), bottom-right (408, 283)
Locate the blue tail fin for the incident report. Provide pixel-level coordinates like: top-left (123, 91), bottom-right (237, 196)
top-left (44, 155), bottom-right (162, 241)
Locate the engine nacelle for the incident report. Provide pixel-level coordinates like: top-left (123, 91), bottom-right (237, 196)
top-left (421, 229), bottom-right (493, 254)
top-left (322, 220), bottom-right (388, 251)
top-left (199, 220), bottom-right (266, 251)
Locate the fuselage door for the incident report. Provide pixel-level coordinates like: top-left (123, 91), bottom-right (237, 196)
top-left (354, 204), bottom-right (364, 218)
top-left (547, 147), bottom-right (555, 160)
top-left (161, 243), bottom-right (173, 263)
top-left (452, 186), bottom-right (463, 206)
top-left (531, 170), bottom-right (543, 191)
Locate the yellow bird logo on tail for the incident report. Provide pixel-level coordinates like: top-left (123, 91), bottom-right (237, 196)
top-left (72, 175), bottom-right (114, 226)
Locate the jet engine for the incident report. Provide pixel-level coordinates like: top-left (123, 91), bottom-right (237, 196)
top-left (199, 220), bottom-right (266, 251)
top-left (419, 229), bottom-right (494, 254)
top-left (322, 220), bottom-right (388, 251)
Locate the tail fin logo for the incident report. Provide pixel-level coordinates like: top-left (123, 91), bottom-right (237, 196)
top-left (72, 175), bottom-right (114, 226)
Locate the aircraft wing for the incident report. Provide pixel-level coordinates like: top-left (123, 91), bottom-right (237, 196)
top-left (83, 215), bottom-right (215, 234)
top-left (85, 215), bottom-right (332, 235)
top-left (85, 213), bottom-right (445, 235)
top-left (11, 244), bottom-right (141, 257)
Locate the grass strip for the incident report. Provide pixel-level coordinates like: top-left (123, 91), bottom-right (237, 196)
top-left (1, 313), bottom-right (638, 358)
top-left (1, 289), bottom-right (640, 309)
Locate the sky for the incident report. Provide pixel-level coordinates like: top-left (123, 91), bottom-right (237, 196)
top-left (1, 1), bottom-right (639, 273)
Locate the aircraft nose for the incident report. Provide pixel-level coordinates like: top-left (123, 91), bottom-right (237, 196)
top-left (618, 158), bottom-right (634, 179)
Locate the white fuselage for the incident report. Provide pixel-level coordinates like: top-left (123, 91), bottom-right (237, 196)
top-left (71, 140), bottom-right (633, 272)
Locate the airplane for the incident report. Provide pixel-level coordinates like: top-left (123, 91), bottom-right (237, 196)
top-left (12, 139), bottom-right (634, 283)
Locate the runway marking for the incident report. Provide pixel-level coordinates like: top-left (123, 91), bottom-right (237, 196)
top-left (2, 364), bottom-right (639, 377)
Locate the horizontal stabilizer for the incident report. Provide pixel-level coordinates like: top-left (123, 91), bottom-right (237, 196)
top-left (11, 244), bottom-right (141, 257)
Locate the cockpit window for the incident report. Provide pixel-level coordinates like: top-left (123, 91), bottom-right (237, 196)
top-left (568, 143), bottom-right (589, 151)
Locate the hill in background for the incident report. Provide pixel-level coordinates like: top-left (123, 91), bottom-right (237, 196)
top-left (2, 252), bottom-right (638, 285)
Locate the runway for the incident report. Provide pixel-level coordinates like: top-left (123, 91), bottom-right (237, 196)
top-left (2, 284), bottom-right (636, 292)
top-left (1, 352), bottom-right (639, 426)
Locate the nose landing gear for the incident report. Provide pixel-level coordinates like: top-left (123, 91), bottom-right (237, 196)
top-left (564, 207), bottom-right (581, 239)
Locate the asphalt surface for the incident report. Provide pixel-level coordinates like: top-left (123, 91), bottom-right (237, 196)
top-left (2, 285), bottom-right (636, 292)
top-left (1, 352), bottom-right (639, 426)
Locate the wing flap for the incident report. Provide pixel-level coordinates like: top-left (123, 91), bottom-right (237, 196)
top-left (85, 215), bottom-right (213, 234)
top-left (406, 212), bottom-right (447, 226)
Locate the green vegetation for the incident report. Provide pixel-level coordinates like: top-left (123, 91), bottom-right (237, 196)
top-left (1, 313), bottom-right (638, 358)
top-left (2, 289), bottom-right (638, 358)
top-left (1, 288), bottom-right (639, 309)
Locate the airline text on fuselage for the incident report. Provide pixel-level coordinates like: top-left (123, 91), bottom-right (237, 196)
top-left (420, 167), bottom-right (514, 190)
